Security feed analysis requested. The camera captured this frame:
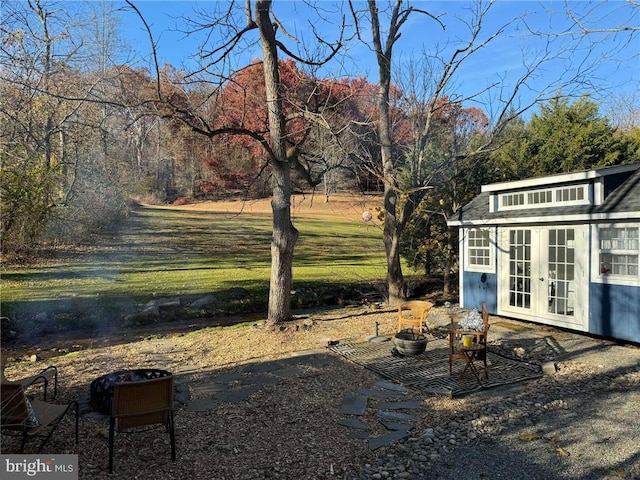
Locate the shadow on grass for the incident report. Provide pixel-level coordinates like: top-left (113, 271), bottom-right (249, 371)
top-left (0, 277), bottom-right (388, 362)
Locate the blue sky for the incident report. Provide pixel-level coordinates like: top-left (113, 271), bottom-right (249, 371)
top-left (114, 1), bottom-right (639, 120)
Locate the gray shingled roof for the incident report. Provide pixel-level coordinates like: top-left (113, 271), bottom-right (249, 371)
top-left (449, 164), bottom-right (640, 225)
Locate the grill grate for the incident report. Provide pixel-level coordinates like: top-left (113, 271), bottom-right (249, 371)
top-left (329, 339), bottom-right (541, 397)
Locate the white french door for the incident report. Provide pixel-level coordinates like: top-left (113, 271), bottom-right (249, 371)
top-left (498, 226), bottom-right (588, 330)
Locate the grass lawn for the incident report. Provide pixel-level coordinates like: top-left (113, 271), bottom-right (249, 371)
top-left (1, 195), bottom-right (396, 328)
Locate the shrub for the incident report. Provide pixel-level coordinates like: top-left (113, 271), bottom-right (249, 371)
top-left (172, 197), bottom-right (191, 206)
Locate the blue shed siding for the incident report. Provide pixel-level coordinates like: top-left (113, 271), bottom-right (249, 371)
top-left (462, 272), bottom-right (498, 313)
top-left (589, 283), bottom-right (640, 343)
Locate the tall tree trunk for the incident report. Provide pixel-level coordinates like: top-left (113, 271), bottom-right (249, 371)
top-left (443, 226), bottom-right (454, 295)
top-left (256, 0), bottom-right (298, 326)
top-left (384, 199), bottom-right (405, 303)
top-left (379, 62), bottom-right (405, 304)
top-left (369, 0), bottom-right (405, 305)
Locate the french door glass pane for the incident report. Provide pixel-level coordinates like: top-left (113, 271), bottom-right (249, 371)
top-left (509, 229), bottom-right (531, 309)
top-left (548, 228), bottom-right (575, 316)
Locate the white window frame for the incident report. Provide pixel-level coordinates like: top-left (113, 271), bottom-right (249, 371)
top-left (499, 184), bottom-right (590, 211)
top-left (591, 223), bottom-right (639, 286)
top-left (555, 186), bottom-right (586, 204)
top-left (465, 227), bottom-right (495, 273)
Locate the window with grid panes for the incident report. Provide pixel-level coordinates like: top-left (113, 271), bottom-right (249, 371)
top-left (467, 229), bottom-right (491, 269)
top-left (599, 226), bottom-right (639, 277)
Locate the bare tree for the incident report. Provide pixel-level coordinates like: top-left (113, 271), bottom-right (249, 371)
top-left (606, 91), bottom-right (640, 131)
top-left (0, 0), bottom-right (93, 250)
top-left (557, 1), bottom-right (639, 36)
top-left (348, 0), bottom-right (636, 303)
top-left (125, 0), bottom-right (345, 326)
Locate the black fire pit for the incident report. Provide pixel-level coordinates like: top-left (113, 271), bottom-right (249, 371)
top-left (393, 331), bottom-right (428, 355)
top-left (90, 368), bottom-right (172, 415)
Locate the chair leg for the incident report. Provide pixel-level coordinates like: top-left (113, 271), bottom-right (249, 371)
top-left (20, 431), bottom-right (28, 453)
top-left (108, 417), bottom-right (115, 474)
top-left (169, 412), bottom-right (176, 461)
top-left (73, 401), bottom-right (79, 445)
top-left (36, 426), bottom-right (57, 453)
top-left (52, 368), bottom-right (58, 399)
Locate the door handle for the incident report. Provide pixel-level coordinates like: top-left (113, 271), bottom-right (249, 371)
top-left (539, 277), bottom-right (544, 281)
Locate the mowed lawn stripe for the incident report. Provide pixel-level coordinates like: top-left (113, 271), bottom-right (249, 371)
top-left (2, 202), bottom-right (390, 304)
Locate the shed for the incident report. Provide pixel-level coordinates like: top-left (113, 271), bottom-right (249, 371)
top-left (447, 163), bottom-right (640, 343)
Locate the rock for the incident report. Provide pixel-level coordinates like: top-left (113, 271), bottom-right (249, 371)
top-left (542, 361), bottom-right (559, 375)
top-left (189, 295), bottom-right (217, 309)
top-left (514, 346), bottom-right (526, 358)
top-left (226, 287), bottom-right (249, 297)
top-left (145, 297), bottom-right (181, 308)
top-left (142, 305), bottom-right (160, 316)
top-left (122, 306), bottom-right (159, 326)
top-left (420, 428), bottom-right (435, 438)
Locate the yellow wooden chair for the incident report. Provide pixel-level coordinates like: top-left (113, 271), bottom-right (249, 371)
top-left (449, 303), bottom-right (490, 380)
top-left (397, 300), bottom-right (434, 335)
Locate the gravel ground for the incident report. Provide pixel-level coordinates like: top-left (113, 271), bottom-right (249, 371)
top-left (352, 314), bottom-right (640, 480)
top-left (353, 361), bottom-right (640, 480)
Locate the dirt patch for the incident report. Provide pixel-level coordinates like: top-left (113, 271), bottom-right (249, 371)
top-left (2, 313), bottom-right (261, 362)
top-left (160, 193), bottom-right (383, 223)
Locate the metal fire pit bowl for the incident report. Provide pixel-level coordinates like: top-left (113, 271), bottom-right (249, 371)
top-left (90, 368), bottom-right (172, 415)
top-left (393, 331), bottom-right (428, 356)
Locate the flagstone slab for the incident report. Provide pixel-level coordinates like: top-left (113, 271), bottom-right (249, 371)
top-left (338, 418), bottom-right (370, 430)
top-left (355, 388), bottom-right (406, 399)
top-left (242, 374), bottom-right (281, 386)
top-left (368, 429), bottom-right (411, 450)
top-left (209, 372), bottom-right (244, 384)
top-left (190, 383), bottom-right (229, 394)
top-left (185, 398), bottom-right (218, 412)
top-left (374, 381), bottom-right (409, 393)
top-left (377, 410), bottom-right (415, 422)
top-left (214, 385), bottom-right (262, 403)
top-left (340, 395), bottom-right (368, 416)
top-left (270, 366), bottom-right (308, 378)
top-left (379, 420), bottom-right (415, 431)
top-left (350, 430), bottom-right (371, 440)
top-left (377, 400), bottom-right (423, 410)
